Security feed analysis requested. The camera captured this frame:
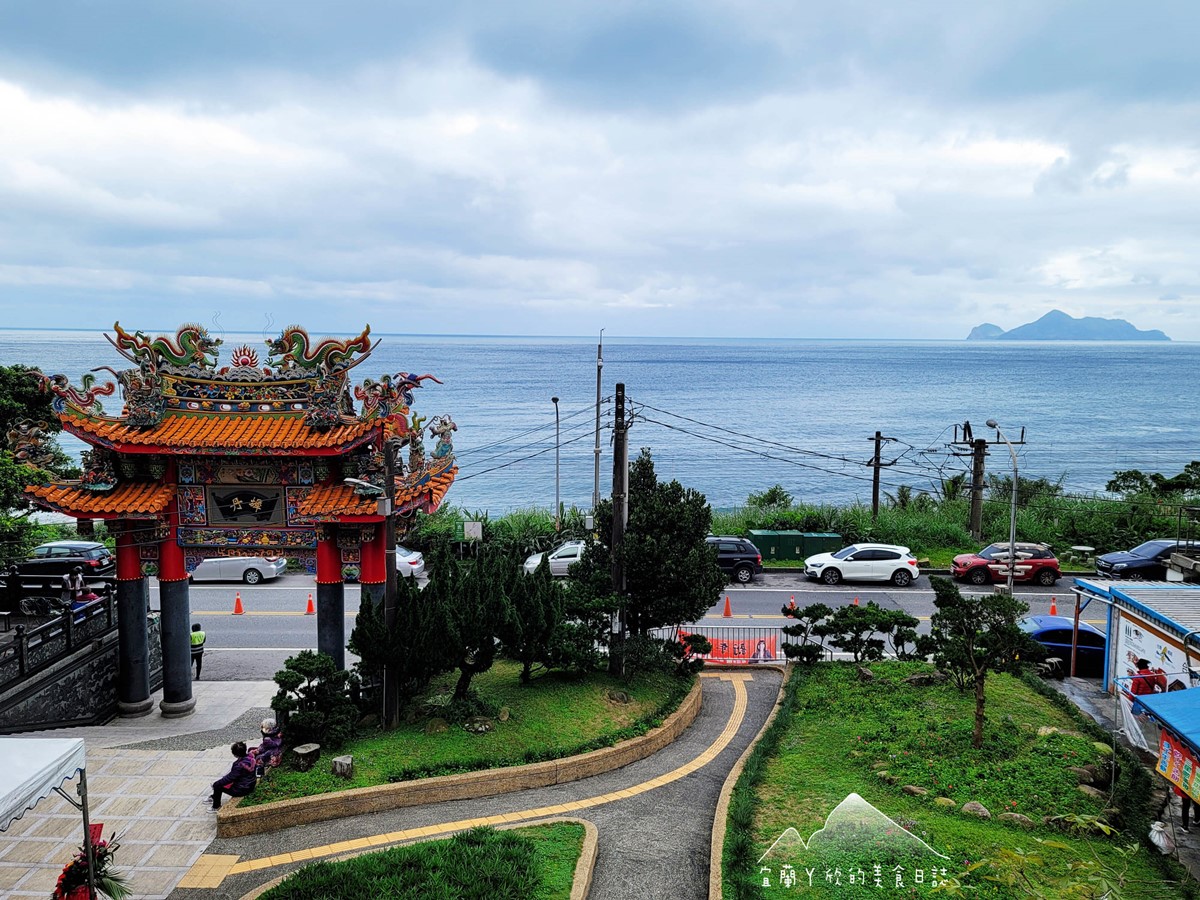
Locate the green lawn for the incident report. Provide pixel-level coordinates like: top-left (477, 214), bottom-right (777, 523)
top-left (259, 822), bottom-right (585, 900)
top-left (727, 662), bottom-right (1193, 899)
top-left (246, 660), bottom-right (688, 805)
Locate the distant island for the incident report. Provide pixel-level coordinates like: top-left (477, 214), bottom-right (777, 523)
top-left (967, 309), bottom-right (1170, 341)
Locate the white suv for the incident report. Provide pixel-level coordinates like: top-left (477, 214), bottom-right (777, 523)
top-left (804, 543), bottom-right (920, 587)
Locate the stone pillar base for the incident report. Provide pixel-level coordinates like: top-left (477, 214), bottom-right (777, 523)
top-left (160, 697), bottom-right (197, 718)
top-left (118, 698), bottom-right (154, 718)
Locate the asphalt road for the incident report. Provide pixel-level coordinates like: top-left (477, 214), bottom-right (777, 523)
top-left (154, 571), bottom-right (1106, 680)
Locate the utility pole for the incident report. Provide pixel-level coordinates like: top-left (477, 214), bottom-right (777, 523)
top-left (609, 382), bottom-right (628, 677)
top-left (868, 431), bottom-right (897, 519)
top-left (949, 421), bottom-right (1026, 543)
top-left (552, 396), bottom-right (560, 532)
top-left (382, 441), bottom-right (399, 728)
top-left (592, 330), bottom-right (603, 515)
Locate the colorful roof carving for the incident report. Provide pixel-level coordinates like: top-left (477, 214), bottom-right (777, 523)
top-left (27, 482), bottom-right (174, 518)
top-left (19, 322), bottom-right (459, 522)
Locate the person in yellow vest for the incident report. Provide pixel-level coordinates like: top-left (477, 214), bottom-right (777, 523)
top-left (191, 623), bottom-right (206, 680)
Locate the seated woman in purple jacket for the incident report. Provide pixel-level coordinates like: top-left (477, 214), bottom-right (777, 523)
top-left (251, 719), bottom-right (284, 773)
top-left (211, 741), bottom-right (257, 810)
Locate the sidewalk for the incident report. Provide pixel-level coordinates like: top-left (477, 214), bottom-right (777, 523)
top-left (1, 681), bottom-right (276, 900)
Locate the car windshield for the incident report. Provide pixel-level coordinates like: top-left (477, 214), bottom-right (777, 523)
top-left (832, 546), bottom-right (859, 560)
top-left (1130, 541), bottom-right (1168, 558)
top-left (979, 545), bottom-right (1015, 560)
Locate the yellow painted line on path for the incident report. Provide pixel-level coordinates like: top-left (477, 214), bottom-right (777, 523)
top-left (181, 674), bottom-right (753, 888)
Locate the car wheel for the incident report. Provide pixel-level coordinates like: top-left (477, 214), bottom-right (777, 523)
top-left (1036, 568), bottom-right (1058, 586)
top-left (734, 565), bottom-right (754, 584)
top-left (1126, 572), bottom-right (1144, 581)
top-left (243, 568), bottom-right (263, 585)
top-left (821, 568), bottom-right (842, 585)
top-left (891, 569), bottom-right (913, 587)
top-left (968, 568), bottom-right (990, 586)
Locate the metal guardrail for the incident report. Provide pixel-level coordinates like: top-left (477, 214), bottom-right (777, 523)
top-left (0, 595), bottom-right (118, 692)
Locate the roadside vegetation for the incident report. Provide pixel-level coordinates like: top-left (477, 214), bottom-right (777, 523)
top-left (259, 822), bottom-right (584, 900)
top-left (723, 662), bottom-right (1193, 899)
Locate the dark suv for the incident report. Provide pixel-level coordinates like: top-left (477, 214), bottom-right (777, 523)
top-left (18, 541), bottom-right (115, 577)
top-left (706, 536), bottom-right (763, 584)
top-left (1095, 539), bottom-right (1200, 580)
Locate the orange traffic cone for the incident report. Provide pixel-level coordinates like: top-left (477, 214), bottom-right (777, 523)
top-left (233, 592), bottom-right (245, 615)
top-left (1050, 596), bottom-right (1057, 616)
top-left (305, 593), bottom-right (315, 615)
top-left (723, 595), bottom-right (732, 618)
top-left (788, 594), bottom-right (797, 610)
top-left (853, 596), bottom-right (860, 606)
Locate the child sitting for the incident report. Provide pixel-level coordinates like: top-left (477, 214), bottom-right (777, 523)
top-left (251, 719), bottom-right (284, 775)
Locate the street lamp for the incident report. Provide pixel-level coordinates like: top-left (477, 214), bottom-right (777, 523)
top-left (986, 418), bottom-right (1018, 595)
top-left (552, 396), bottom-right (560, 532)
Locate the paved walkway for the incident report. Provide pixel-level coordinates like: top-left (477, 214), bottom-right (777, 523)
top-left (1, 681), bottom-right (277, 900)
top-left (1, 670), bottom-right (781, 900)
top-left (171, 669), bottom-right (782, 900)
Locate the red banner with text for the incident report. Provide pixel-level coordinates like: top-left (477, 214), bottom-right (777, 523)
top-left (680, 629), bottom-right (777, 665)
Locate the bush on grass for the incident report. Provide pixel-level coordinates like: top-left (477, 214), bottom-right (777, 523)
top-left (259, 824), bottom-right (582, 900)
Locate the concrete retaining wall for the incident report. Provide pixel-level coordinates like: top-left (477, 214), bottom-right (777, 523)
top-left (218, 678), bottom-right (702, 838)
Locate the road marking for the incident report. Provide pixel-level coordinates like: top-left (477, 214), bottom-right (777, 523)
top-left (179, 674), bottom-right (753, 888)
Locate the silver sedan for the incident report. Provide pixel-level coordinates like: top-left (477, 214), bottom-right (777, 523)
top-left (189, 556), bottom-right (289, 584)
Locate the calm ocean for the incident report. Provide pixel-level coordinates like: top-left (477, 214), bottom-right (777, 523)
top-left (2, 329), bottom-right (1197, 514)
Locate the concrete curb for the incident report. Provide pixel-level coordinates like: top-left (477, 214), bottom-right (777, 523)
top-left (217, 680), bottom-right (703, 838)
top-left (708, 663), bottom-right (790, 900)
top-left (232, 816), bottom-right (599, 900)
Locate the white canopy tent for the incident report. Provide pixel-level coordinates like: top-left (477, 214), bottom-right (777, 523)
top-left (0, 738), bottom-right (97, 897)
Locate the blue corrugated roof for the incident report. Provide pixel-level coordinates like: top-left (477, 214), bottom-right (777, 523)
top-left (1138, 691), bottom-right (1200, 752)
top-left (1072, 578), bottom-right (1200, 640)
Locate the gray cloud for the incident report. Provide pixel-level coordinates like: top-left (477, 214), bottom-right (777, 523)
top-left (0, 2), bottom-right (1197, 339)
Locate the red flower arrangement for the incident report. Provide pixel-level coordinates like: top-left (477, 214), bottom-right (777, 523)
top-left (52, 830), bottom-right (130, 900)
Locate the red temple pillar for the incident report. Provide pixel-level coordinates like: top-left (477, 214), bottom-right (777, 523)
top-left (359, 523), bottom-right (385, 606)
top-left (157, 480), bottom-right (195, 717)
top-left (316, 526), bottom-right (345, 668)
top-left (115, 521), bottom-right (151, 717)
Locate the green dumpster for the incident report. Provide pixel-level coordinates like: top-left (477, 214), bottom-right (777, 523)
top-left (749, 530), bottom-right (807, 560)
top-left (799, 532), bottom-right (843, 557)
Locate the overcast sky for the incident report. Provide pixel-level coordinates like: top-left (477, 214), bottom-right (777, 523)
top-left (1, 1), bottom-right (1197, 340)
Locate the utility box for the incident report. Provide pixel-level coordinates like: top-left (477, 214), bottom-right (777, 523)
top-left (749, 530), bottom-right (806, 560)
top-left (799, 532), bottom-right (843, 557)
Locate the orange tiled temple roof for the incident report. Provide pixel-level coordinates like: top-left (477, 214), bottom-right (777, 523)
top-left (26, 482), bottom-right (174, 517)
top-left (296, 483), bottom-right (381, 519)
top-left (62, 411), bottom-right (376, 455)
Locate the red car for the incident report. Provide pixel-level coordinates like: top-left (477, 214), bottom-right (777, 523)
top-left (951, 542), bottom-right (1061, 586)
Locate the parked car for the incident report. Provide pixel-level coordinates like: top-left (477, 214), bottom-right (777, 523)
top-left (1095, 539), bottom-right (1200, 581)
top-left (189, 555), bottom-right (288, 584)
top-left (396, 545), bottom-right (425, 578)
top-left (706, 536), bottom-right (764, 584)
top-left (18, 541), bottom-right (115, 577)
top-left (803, 543), bottom-right (920, 586)
top-left (523, 540), bottom-right (588, 577)
top-left (1018, 615), bottom-right (1107, 677)
top-left (951, 542), bottom-right (1061, 586)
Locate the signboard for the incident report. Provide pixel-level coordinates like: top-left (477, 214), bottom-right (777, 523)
top-left (452, 521), bottom-right (484, 542)
top-left (1158, 729), bottom-right (1200, 803)
top-left (1114, 612), bottom-right (1192, 694)
top-left (680, 628), bottom-right (778, 665)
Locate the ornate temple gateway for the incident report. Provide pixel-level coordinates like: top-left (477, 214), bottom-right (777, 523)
top-left (25, 323), bottom-right (456, 718)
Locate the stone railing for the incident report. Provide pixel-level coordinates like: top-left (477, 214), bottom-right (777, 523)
top-left (0, 595), bottom-right (117, 692)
